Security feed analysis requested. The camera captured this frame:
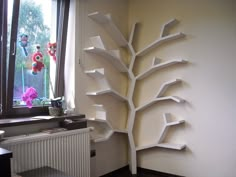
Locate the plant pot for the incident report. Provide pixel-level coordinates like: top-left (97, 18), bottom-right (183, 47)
top-left (48, 107), bottom-right (63, 116)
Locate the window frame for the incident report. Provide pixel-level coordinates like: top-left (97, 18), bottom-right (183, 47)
top-left (0, 0), bottom-right (8, 116)
top-left (0, 0), bottom-right (70, 118)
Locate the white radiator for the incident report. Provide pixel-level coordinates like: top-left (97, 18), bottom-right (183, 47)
top-left (0, 127), bottom-right (92, 177)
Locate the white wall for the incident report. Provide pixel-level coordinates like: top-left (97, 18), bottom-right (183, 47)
top-left (129, 0), bottom-right (236, 177)
top-left (75, 0), bottom-right (129, 176)
top-left (75, 0), bottom-right (236, 176)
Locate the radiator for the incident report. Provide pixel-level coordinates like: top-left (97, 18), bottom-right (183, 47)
top-left (0, 127), bottom-right (92, 177)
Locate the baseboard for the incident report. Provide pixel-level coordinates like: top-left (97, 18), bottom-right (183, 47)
top-left (100, 165), bottom-right (184, 177)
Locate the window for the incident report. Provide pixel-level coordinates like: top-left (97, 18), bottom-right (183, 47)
top-left (0, 0), bottom-right (70, 118)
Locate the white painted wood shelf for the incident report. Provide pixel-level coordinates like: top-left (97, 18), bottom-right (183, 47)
top-left (156, 143), bottom-right (186, 150)
top-left (136, 32), bottom-right (185, 57)
top-left (136, 58), bottom-right (187, 80)
top-left (136, 143), bottom-right (185, 151)
top-left (160, 19), bottom-right (179, 38)
top-left (87, 105), bottom-right (127, 142)
top-left (84, 36), bottom-right (128, 72)
top-left (87, 105), bottom-right (114, 143)
top-left (114, 129), bottom-right (128, 134)
top-left (84, 46), bottom-right (128, 72)
top-left (88, 117), bottom-right (114, 143)
top-left (85, 68), bottom-right (105, 79)
top-left (155, 79), bottom-right (182, 98)
top-left (85, 11), bottom-right (187, 175)
top-left (85, 68), bottom-right (127, 101)
top-left (158, 113), bottom-right (186, 148)
top-left (86, 89), bottom-right (127, 101)
top-left (136, 79), bottom-right (184, 111)
top-left (136, 96), bottom-right (184, 112)
top-left (88, 12), bottom-right (128, 47)
top-left (136, 113), bottom-right (186, 151)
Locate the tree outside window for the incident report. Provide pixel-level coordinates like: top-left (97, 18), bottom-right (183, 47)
top-left (12, 0), bottom-right (52, 107)
top-left (0, 0), bottom-right (70, 117)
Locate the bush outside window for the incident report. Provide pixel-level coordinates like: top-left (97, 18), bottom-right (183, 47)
top-left (0, 0), bottom-right (70, 117)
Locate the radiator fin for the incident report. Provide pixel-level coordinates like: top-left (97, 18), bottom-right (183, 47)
top-left (0, 128), bottom-right (91, 177)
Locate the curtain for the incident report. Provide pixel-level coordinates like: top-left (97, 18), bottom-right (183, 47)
top-left (64, 0), bottom-right (75, 113)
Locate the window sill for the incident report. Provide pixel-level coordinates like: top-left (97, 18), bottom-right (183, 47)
top-left (0, 114), bottom-right (86, 128)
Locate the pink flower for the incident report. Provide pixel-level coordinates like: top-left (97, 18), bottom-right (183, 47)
top-left (22, 87), bottom-right (38, 108)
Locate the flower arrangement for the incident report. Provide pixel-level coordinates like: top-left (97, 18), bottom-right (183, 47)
top-left (21, 87), bottom-right (38, 108)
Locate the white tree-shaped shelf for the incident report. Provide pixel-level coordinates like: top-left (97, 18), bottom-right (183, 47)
top-left (85, 11), bottom-right (187, 174)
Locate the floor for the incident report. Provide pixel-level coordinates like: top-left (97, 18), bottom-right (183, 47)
top-left (100, 166), bottom-right (183, 177)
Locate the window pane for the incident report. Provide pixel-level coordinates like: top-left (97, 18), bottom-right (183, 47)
top-left (0, 0), bottom-right (9, 115)
top-left (12, 0), bottom-right (57, 107)
top-left (7, 0), bottom-right (13, 72)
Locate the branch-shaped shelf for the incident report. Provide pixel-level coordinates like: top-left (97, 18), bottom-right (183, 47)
top-left (155, 79), bottom-right (181, 98)
top-left (88, 12), bottom-right (128, 47)
top-left (114, 129), bottom-right (128, 134)
top-left (136, 143), bottom-right (185, 151)
top-left (158, 113), bottom-right (185, 144)
top-left (88, 119), bottom-right (114, 143)
top-left (135, 79), bottom-right (184, 112)
top-left (87, 105), bottom-right (114, 143)
top-left (136, 113), bottom-right (185, 151)
top-left (84, 36), bottom-right (128, 72)
top-left (86, 89), bottom-right (127, 102)
top-left (160, 19), bottom-right (178, 38)
top-left (88, 118), bottom-right (114, 143)
top-left (156, 143), bottom-right (185, 150)
top-left (136, 32), bottom-right (185, 57)
top-left (136, 96), bottom-right (184, 112)
top-left (85, 68), bottom-right (105, 79)
top-left (85, 68), bottom-right (127, 102)
top-left (136, 58), bottom-right (187, 80)
top-left (129, 22), bottom-right (138, 45)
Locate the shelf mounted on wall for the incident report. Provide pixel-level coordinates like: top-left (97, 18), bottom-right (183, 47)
top-left (88, 12), bottom-right (128, 47)
top-left (85, 11), bottom-right (188, 175)
top-left (84, 36), bottom-right (128, 72)
top-left (136, 58), bottom-right (187, 80)
top-left (135, 79), bottom-right (185, 112)
top-left (85, 68), bottom-right (127, 101)
top-left (136, 113), bottom-right (186, 151)
top-left (87, 104), bottom-right (114, 143)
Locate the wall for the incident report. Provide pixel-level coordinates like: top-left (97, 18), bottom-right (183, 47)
top-left (129, 0), bottom-right (236, 177)
top-left (75, 0), bottom-right (129, 176)
top-left (75, 0), bottom-right (236, 176)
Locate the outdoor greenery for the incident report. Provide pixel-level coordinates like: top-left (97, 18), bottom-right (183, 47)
top-left (16, 0), bottom-right (50, 70)
top-left (12, 0), bottom-right (53, 106)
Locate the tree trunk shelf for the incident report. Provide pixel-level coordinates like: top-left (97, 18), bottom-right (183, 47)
top-left (85, 11), bottom-right (188, 174)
